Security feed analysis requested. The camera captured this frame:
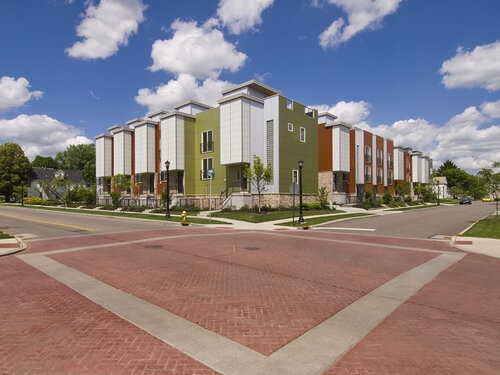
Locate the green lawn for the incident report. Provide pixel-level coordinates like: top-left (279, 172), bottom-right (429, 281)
top-left (462, 215), bottom-right (500, 239)
top-left (276, 213), bottom-right (372, 226)
top-left (211, 209), bottom-right (342, 223)
top-left (0, 231), bottom-right (13, 239)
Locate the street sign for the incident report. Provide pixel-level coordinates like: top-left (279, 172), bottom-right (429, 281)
top-left (208, 169), bottom-right (215, 178)
top-left (289, 182), bottom-right (299, 194)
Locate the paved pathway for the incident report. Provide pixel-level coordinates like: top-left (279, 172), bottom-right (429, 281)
top-left (2, 227), bottom-right (499, 374)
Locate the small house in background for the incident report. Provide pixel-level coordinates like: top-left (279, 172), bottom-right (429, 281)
top-left (26, 167), bottom-right (85, 200)
top-left (430, 176), bottom-right (451, 199)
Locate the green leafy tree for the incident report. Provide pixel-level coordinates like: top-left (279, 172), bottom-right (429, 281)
top-left (55, 144), bottom-right (96, 183)
top-left (436, 160), bottom-right (458, 176)
top-left (478, 162), bottom-right (500, 216)
top-left (32, 155), bottom-right (59, 169)
top-left (317, 186), bottom-right (330, 209)
top-left (0, 143), bottom-right (33, 202)
top-left (243, 155), bottom-right (273, 213)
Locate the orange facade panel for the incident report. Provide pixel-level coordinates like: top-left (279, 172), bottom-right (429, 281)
top-left (317, 124), bottom-right (332, 172)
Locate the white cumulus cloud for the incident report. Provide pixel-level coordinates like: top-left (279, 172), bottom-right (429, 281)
top-left (0, 76), bottom-right (43, 114)
top-left (217, 0), bottom-right (274, 34)
top-left (135, 74), bottom-right (234, 113)
top-left (66, 0), bottom-right (146, 60)
top-left (149, 19), bottom-right (247, 79)
top-left (0, 114), bottom-right (93, 159)
top-left (313, 100), bottom-right (372, 127)
top-left (318, 0), bottom-right (403, 49)
top-left (440, 41), bottom-right (500, 91)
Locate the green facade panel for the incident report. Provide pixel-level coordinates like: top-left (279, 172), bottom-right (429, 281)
top-left (277, 96), bottom-right (318, 194)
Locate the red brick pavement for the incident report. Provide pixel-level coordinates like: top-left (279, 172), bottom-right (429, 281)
top-left (48, 230), bottom-right (438, 355)
top-left (3, 228), bottom-right (497, 374)
top-left (326, 253), bottom-right (500, 374)
top-left (0, 256), bottom-right (217, 374)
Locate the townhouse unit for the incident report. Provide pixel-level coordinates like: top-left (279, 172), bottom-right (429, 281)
top-left (318, 114), bottom-right (431, 204)
top-left (95, 80), bottom-right (319, 208)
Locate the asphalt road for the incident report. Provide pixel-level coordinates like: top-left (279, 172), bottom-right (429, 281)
top-left (0, 205), bottom-right (176, 240)
top-left (319, 202), bottom-right (496, 238)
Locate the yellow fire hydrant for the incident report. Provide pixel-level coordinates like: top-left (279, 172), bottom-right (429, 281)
top-left (181, 210), bottom-right (187, 221)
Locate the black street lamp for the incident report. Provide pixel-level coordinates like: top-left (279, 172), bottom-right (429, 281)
top-left (165, 160), bottom-right (171, 218)
top-left (298, 160), bottom-right (304, 223)
top-left (437, 180), bottom-right (440, 206)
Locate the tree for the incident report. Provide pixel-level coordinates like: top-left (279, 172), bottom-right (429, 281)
top-left (55, 144), bottom-right (96, 183)
top-left (478, 162), bottom-right (500, 217)
top-left (32, 155), bottom-right (59, 169)
top-left (243, 155), bottom-right (273, 213)
top-left (436, 160), bottom-right (458, 176)
top-left (0, 143), bottom-right (33, 202)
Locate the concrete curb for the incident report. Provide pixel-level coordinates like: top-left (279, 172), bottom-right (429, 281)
top-left (0, 236), bottom-right (28, 256)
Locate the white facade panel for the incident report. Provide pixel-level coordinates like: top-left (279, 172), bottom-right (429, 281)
top-left (412, 154), bottom-right (422, 183)
top-left (332, 125), bottom-right (350, 172)
top-left (161, 116), bottom-right (185, 171)
top-left (383, 139), bottom-right (388, 186)
top-left (113, 131), bottom-right (132, 175)
top-left (134, 124), bottom-right (156, 174)
top-left (96, 136), bottom-right (112, 177)
top-left (220, 98), bottom-right (251, 165)
top-left (394, 148), bottom-right (405, 180)
top-left (355, 129), bottom-right (364, 184)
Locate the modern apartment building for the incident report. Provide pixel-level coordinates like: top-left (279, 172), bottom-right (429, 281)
top-left (317, 114), bottom-right (431, 204)
top-left (96, 80), bottom-right (431, 208)
top-left (95, 80), bottom-right (319, 208)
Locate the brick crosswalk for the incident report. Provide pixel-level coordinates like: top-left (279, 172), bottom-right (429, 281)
top-left (1, 229), bottom-right (499, 374)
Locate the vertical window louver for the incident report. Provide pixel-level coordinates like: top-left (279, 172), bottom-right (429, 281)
top-left (266, 120), bottom-right (274, 183)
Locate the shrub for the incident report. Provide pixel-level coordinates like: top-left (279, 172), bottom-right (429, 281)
top-left (302, 202), bottom-right (322, 210)
top-left (382, 192), bottom-right (392, 205)
top-left (23, 197), bottom-right (46, 205)
top-left (110, 191), bottom-right (122, 209)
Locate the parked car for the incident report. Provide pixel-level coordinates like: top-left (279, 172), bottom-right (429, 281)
top-left (482, 196), bottom-right (492, 202)
top-left (459, 196), bottom-right (472, 204)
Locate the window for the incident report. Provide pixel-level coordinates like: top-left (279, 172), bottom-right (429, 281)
top-left (201, 158), bottom-right (213, 179)
top-left (292, 169), bottom-right (298, 184)
top-left (377, 168), bottom-right (383, 184)
top-left (300, 127), bottom-right (306, 142)
top-left (287, 98), bottom-right (293, 110)
top-left (388, 153), bottom-right (393, 168)
top-left (201, 130), bottom-right (213, 153)
top-left (365, 166), bottom-right (372, 183)
top-left (365, 146), bottom-right (372, 163)
top-left (377, 150), bottom-right (383, 166)
top-left (288, 122), bottom-right (293, 132)
top-left (388, 170), bottom-right (393, 185)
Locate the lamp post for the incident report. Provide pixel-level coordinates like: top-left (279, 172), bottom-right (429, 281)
top-left (437, 180), bottom-right (440, 206)
top-left (298, 160), bottom-right (304, 224)
top-left (165, 160), bottom-right (171, 218)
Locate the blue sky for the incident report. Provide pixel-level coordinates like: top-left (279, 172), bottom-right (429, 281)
top-left (1, 0), bottom-right (499, 173)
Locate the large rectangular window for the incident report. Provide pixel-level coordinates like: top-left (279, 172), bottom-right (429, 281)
top-left (377, 150), bottom-right (383, 166)
top-left (365, 146), bottom-right (372, 164)
top-left (377, 168), bottom-right (383, 184)
top-left (201, 158), bottom-right (213, 180)
top-left (365, 166), bottom-right (372, 183)
top-left (201, 130), bottom-right (213, 153)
